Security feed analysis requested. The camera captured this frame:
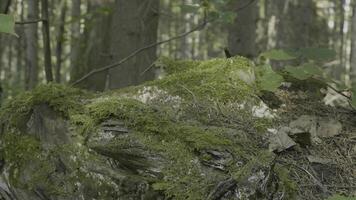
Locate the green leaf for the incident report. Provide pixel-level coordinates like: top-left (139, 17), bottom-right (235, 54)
top-left (258, 65), bottom-right (284, 92)
top-left (259, 49), bottom-right (297, 61)
top-left (284, 64), bottom-right (323, 80)
top-left (284, 66), bottom-right (311, 80)
top-left (299, 48), bottom-right (336, 61)
top-left (0, 14), bottom-right (17, 36)
top-left (180, 4), bottom-right (200, 13)
top-left (300, 63), bottom-right (323, 76)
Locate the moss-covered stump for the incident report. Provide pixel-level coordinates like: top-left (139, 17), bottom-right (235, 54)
top-left (0, 57), bottom-right (354, 200)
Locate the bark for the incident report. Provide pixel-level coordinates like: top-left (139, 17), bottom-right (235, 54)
top-left (332, 0), bottom-right (346, 80)
top-left (41, 0), bottom-right (54, 82)
top-left (266, 0), bottom-right (327, 49)
top-left (108, 0), bottom-right (159, 89)
top-left (70, 0), bottom-right (81, 78)
top-left (25, 0), bottom-right (39, 90)
top-left (55, 1), bottom-right (67, 83)
top-left (227, 0), bottom-right (258, 58)
top-left (0, 0), bottom-right (11, 14)
top-left (180, 0), bottom-right (191, 59)
top-left (71, 0), bottom-right (113, 91)
top-left (350, 2), bottom-right (356, 85)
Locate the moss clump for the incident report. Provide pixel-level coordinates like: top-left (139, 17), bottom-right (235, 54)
top-left (2, 132), bottom-right (41, 168)
top-left (85, 96), bottom-right (271, 199)
top-left (155, 56), bottom-right (201, 75)
top-left (0, 83), bottom-right (90, 127)
top-left (151, 56), bottom-right (258, 103)
top-left (274, 165), bottom-right (297, 199)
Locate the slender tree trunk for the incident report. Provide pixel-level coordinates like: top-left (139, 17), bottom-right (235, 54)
top-left (55, 1), bottom-right (67, 83)
top-left (180, 0), bottom-right (191, 59)
top-left (0, 0), bottom-right (11, 13)
top-left (333, 0), bottom-right (346, 80)
top-left (25, 0), bottom-right (39, 90)
top-left (71, 1), bottom-right (113, 91)
top-left (70, 0), bottom-right (81, 75)
top-left (108, 0), bottom-right (159, 89)
top-left (15, 0), bottom-right (25, 85)
top-left (41, 0), bottom-right (53, 82)
top-left (227, 0), bottom-right (258, 58)
top-left (350, 2), bottom-right (356, 85)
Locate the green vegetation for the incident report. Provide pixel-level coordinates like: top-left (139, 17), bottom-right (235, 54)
top-left (0, 57), bottom-right (298, 199)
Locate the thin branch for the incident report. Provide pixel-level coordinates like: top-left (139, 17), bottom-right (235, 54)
top-left (72, 18), bottom-right (209, 86)
top-left (235, 0), bottom-right (257, 12)
top-left (15, 19), bottom-right (45, 25)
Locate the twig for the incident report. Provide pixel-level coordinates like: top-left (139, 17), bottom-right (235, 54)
top-left (325, 83), bottom-right (355, 110)
top-left (178, 84), bottom-right (198, 104)
top-left (140, 61), bottom-right (156, 76)
top-left (72, 18), bottom-right (209, 86)
top-left (280, 161), bottom-right (329, 194)
top-left (15, 19), bottom-right (45, 25)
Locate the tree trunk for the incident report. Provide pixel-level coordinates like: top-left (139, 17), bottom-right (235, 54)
top-left (41, 0), bottom-right (53, 83)
top-left (71, 1), bottom-right (113, 91)
top-left (108, 0), bottom-right (159, 89)
top-left (180, 0), bottom-right (191, 59)
top-left (70, 0), bottom-right (81, 78)
top-left (350, 2), bottom-right (356, 85)
top-left (227, 0), bottom-right (258, 58)
top-left (0, 0), bottom-right (11, 13)
top-left (55, 1), bottom-right (67, 83)
top-left (269, 0), bottom-right (326, 49)
top-left (25, 0), bottom-right (39, 90)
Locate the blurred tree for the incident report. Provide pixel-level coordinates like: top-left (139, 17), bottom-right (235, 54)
top-left (108, 0), bottom-right (159, 89)
top-left (227, 0), bottom-right (258, 58)
top-left (25, 0), bottom-right (39, 89)
top-left (267, 0), bottom-right (327, 49)
top-left (70, 0), bottom-right (81, 79)
top-left (350, 1), bottom-right (356, 85)
top-left (70, 0), bottom-right (113, 91)
top-left (55, 1), bottom-right (67, 83)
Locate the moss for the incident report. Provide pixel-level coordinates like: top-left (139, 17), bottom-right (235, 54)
top-left (155, 56), bottom-right (201, 75)
top-left (150, 56), bottom-right (258, 103)
top-left (2, 132), bottom-right (41, 168)
top-left (70, 114), bottom-right (96, 137)
top-left (231, 150), bottom-right (275, 181)
top-left (274, 164), bottom-right (297, 199)
top-left (0, 57), bottom-right (281, 199)
top-left (85, 95), bottom-right (271, 199)
top-left (0, 83), bottom-right (90, 127)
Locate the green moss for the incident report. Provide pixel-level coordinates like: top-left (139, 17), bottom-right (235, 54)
top-left (2, 132), bottom-right (41, 167)
top-left (70, 114), bottom-right (96, 137)
top-left (151, 57), bottom-right (258, 103)
top-left (86, 97), bottom-right (244, 199)
top-left (274, 164), bottom-right (297, 199)
top-left (155, 57), bottom-right (201, 75)
top-left (0, 83), bottom-right (90, 127)
top-left (0, 57), bottom-right (281, 199)
top-left (231, 150), bottom-right (274, 181)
